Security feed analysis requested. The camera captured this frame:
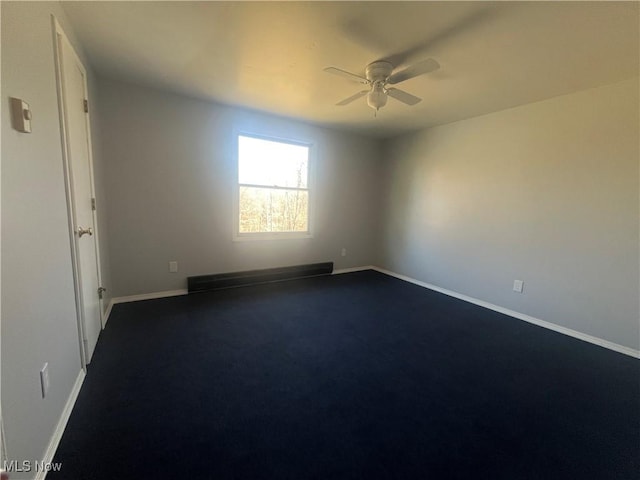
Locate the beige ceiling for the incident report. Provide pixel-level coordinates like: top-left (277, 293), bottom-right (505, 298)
top-left (61, 1), bottom-right (639, 138)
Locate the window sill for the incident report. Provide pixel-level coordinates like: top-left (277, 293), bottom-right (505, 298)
top-left (233, 232), bottom-right (313, 242)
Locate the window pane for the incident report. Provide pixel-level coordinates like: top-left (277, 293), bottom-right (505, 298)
top-left (239, 135), bottom-right (308, 188)
top-left (239, 186), bottom-right (309, 233)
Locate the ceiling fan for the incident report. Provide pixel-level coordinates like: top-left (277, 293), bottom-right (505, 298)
top-left (323, 58), bottom-right (440, 112)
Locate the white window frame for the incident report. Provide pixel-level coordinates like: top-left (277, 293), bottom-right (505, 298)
top-left (233, 132), bottom-right (315, 241)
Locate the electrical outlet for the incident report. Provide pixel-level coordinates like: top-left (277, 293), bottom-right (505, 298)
top-left (513, 280), bottom-right (524, 293)
top-left (341, 248), bottom-right (347, 257)
top-left (40, 363), bottom-right (50, 398)
top-left (169, 261), bottom-right (178, 273)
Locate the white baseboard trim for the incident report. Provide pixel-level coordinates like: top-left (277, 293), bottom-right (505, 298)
top-left (98, 268), bottom-right (639, 359)
top-left (371, 267), bottom-right (640, 359)
top-left (37, 369), bottom-right (85, 480)
top-left (333, 265), bottom-right (374, 275)
top-left (102, 299), bottom-right (114, 328)
top-left (111, 289), bottom-right (188, 305)
top-left (102, 290), bottom-right (188, 326)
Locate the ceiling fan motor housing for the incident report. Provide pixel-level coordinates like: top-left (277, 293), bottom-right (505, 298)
top-left (365, 61), bottom-right (394, 82)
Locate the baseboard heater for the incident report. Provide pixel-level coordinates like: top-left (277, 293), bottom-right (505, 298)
top-left (187, 262), bottom-right (334, 294)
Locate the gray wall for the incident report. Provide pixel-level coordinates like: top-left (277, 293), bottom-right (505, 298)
top-left (1, 1), bottom-right (111, 474)
top-left (97, 78), bottom-right (384, 298)
top-left (380, 78), bottom-right (639, 351)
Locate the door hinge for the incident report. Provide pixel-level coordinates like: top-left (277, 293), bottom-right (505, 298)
top-left (83, 99), bottom-right (89, 113)
top-left (97, 287), bottom-right (106, 299)
top-left (91, 197), bottom-right (96, 211)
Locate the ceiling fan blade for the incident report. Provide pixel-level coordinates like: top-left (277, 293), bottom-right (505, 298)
top-left (323, 67), bottom-right (369, 85)
top-left (336, 90), bottom-right (369, 106)
top-left (387, 58), bottom-right (440, 85)
top-left (340, 17), bottom-right (391, 56)
top-left (341, 7), bottom-right (498, 68)
top-left (386, 88), bottom-right (422, 106)
top-left (383, 7), bottom-right (499, 67)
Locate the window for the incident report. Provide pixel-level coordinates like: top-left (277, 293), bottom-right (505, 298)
top-left (236, 134), bottom-right (311, 238)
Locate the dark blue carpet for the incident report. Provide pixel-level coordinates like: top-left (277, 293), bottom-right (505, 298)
top-left (51, 270), bottom-right (639, 479)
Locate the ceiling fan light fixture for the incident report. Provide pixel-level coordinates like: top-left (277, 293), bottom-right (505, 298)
top-left (367, 83), bottom-right (387, 110)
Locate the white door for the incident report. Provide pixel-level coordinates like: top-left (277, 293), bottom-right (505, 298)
top-left (55, 24), bottom-right (103, 365)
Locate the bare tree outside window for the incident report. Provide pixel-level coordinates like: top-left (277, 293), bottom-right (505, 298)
top-left (238, 135), bottom-right (310, 235)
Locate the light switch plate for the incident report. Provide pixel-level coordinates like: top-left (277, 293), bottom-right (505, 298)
top-left (10, 97), bottom-right (32, 133)
top-left (169, 261), bottom-right (178, 273)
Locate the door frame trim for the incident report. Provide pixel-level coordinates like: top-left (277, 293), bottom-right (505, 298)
top-left (52, 16), bottom-right (104, 369)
